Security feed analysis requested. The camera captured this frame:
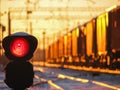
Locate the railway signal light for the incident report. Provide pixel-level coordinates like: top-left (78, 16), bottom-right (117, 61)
top-left (10, 37), bottom-right (30, 57)
top-left (2, 32), bottom-right (38, 61)
top-left (2, 32), bottom-right (38, 89)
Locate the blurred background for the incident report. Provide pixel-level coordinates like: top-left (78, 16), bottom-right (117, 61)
top-left (0, 0), bottom-right (120, 64)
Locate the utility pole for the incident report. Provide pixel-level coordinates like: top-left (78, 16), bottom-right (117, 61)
top-left (8, 11), bottom-right (11, 35)
top-left (26, 0), bottom-right (32, 34)
top-left (25, 0), bottom-right (39, 34)
top-left (43, 31), bottom-right (46, 66)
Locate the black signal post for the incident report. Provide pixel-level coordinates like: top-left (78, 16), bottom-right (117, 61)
top-left (2, 32), bottom-right (38, 90)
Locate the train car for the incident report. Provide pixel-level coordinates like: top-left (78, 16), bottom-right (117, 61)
top-left (77, 26), bottom-right (87, 66)
top-left (84, 6), bottom-right (120, 69)
top-left (45, 6), bottom-right (120, 71)
top-left (95, 12), bottom-right (108, 68)
top-left (53, 40), bottom-right (59, 62)
top-left (107, 6), bottom-right (120, 69)
top-left (49, 43), bottom-right (54, 63)
top-left (45, 45), bottom-right (50, 62)
top-left (66, 32), bottom-right (72, 64)
top-left (82, 19), bottom-right (97, 67)
top-left (58, 36), bottom-right (64, 63)
top-left (71, 27), bottom-right (80, 65)
top-left (63, 34), bottom-right (67, 58)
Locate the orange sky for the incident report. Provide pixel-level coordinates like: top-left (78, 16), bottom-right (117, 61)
top-left (0, 0), bottom-right (120, 48)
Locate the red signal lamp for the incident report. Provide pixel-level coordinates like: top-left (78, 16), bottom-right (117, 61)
top-left (2, 32), bottom-right (38, 61)
top-left (10, 37), bottom-right (30, 57)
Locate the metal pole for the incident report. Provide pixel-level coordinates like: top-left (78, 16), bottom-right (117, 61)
top-left (8, 11), bottom-right (11, 35)
top-left (30, 22), bottom-right (32, 35)
top-left (43, 31), bottom-right (46, 66)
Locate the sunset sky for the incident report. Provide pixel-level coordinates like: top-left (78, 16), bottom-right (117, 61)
top-left (0, 0), bottom-right (120, 48)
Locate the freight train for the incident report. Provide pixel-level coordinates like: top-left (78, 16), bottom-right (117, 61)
top-left (45, 6), bottom-right (120, 70)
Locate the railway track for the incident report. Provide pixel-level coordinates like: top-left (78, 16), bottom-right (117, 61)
top-left (0, 66), bottom-right (120, 90)
top-left (29, 66), bottom-right (120, 90)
